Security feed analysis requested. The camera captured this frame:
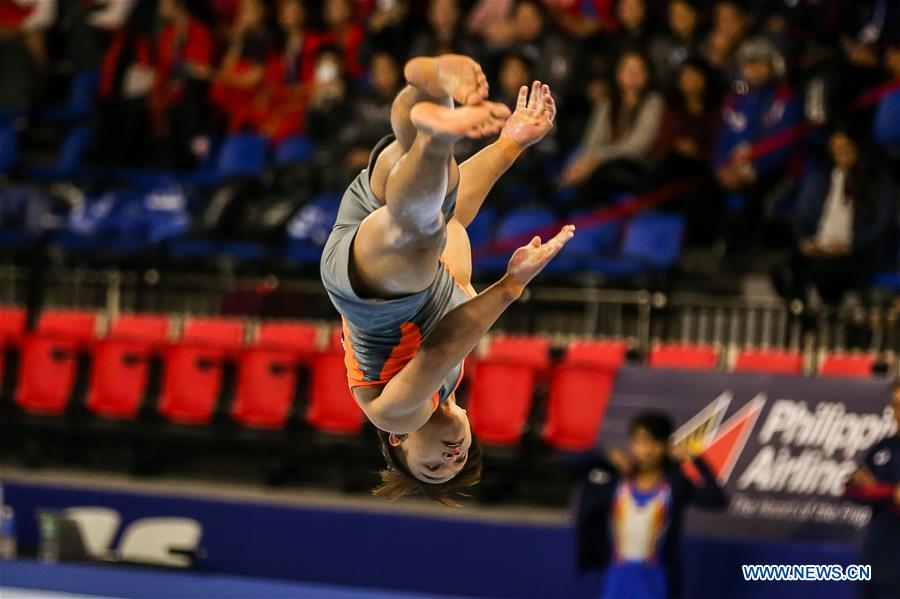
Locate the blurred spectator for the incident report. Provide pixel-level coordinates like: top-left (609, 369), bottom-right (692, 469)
top-left (749, 0), bottom-right (842, 46)
top-left (148, 0), bottom-right (214, 169)
top-left (256, 0), bottom-right (314, 142)
top-left (789, 127), bottom-right (896, 303)
top-left (837, 0), bottom-right (900, 116)
top-left (210, 0), bottom-right (271, 131)
top-left (513, 0), bottom-right (574, 97)
top-left (843, 383), bottom-right (900, 599)
top-left (361, 0), bottom-right (416, 66)
top-left (886, 44), bottom-right (900, 84)
top-left (653, 58), bottom-right (720, 172)
top-left (58, 0), bottom-right (137, 75)
top-left (311, 0), bottom-right (365, 80)
top-left (715, 37), bottom-right (801, 249)
top-left (474, 1), bottom-right (574, 102)
top-left (305, 45), bottom-right (355, 189)
top-left (484, 51), bottom-right (558, 211)
top-left (702, 0), bottom-right (751, 87)
top-left (649, 0), bottom-right (703, 89)
top-left (550, 0), bottom-right (616, 41)
top-left (559, 50), bottom-right (664, 206)
top-left (604, 0), bottom-right (651, 63)
top-left (465, 0), bottom-right (515, 45)
top-left (408, 0), bottom-right (479, 59)
top-left (342, 51), bottom-right (403, 173)
top-left (652, 57), bottom-right (722, 245)
top-left (841, 0), bottom-right (900, 63)
top-left (93, 0), bottom-right (157, 167)
top-left (0, 0), bottom-right (54, 114)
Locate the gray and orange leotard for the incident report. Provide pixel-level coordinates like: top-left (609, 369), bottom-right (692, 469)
top-left (320, 135), bottom-right (474, 409)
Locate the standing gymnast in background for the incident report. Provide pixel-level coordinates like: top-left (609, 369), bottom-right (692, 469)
top-left (320, 54), bottom-right (572, 505)
top-left (573, 412), bottom-right (728, 599)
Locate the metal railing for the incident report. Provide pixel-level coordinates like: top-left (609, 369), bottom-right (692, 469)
top-left (1, 262), bottom-right (897, 375)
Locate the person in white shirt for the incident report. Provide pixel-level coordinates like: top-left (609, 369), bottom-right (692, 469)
top-left (789, 126), bottom-right (896, 303)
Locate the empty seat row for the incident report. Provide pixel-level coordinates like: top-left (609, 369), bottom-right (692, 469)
top-left (465, 335), bottom-right (885, 452)
top-left (0, 307), bottom-right (362, 436)
top-left (1, 308), bottom-right (885, 455)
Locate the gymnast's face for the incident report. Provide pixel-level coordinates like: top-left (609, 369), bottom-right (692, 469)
top-left (630, 427), bottom-right (667, 473)
top-left (389, 398), bottom-right (472, 483)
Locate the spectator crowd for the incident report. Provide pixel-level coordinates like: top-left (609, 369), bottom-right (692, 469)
top-left (0, 0), bottom-right (899, 303)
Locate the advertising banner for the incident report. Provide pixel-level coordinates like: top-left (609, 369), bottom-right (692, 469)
top-left (599, 366), bottom-right (895, 543)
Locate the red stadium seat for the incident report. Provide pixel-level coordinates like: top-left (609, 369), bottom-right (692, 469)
top-left (15, 310), bottom-right (97, 415)
top-left (231, 321), bottom-right (320, 429)
top-left (486, 335), bottom-right (552, 382)
top-left (487, 335), bottom-right (552, 367)
top-left (820, 352), bottom-right (876, 378)
top-left (564, 339), bottom-right (628, 368)
top-left (306, 351), bottom-right (364, 435)
top-left (108, 313), bottom-right (170, 341)
top-left (734, 349), bottom-right (803, 375)
top-left (649, 343), bottom-right (719, 370)
top-left (0, 306), bottom-right (27, 342)
top-left (180, 317), bottom-right (244, 349)
top-left (157, 317), bottom-right (245, 424)
top-left (542, 363), bottom-right (617, 452)
top-left (0, 305), bottom-right (27, 385)
top-left (256, 321), bottom-right (319, 353)
top-left (328, 325), bottom-right (343, 352)
top-left (86, 314), bottom-right (170, 420)
top-left (466, 359), bottom-right (537, 446)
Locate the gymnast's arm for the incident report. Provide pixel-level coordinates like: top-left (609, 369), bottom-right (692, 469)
top-left (454, 82), bottom-right (556, 227)
top-left (364, 225), bottom-right (576, 434)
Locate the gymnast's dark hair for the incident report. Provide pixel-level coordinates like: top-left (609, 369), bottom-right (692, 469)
top-left (373, 430), bottom-right (483, 507)
top-left (629, 411), bottom-right (674, 442)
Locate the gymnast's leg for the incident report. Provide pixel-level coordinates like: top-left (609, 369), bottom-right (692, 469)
top-left (349, 55), bottom-right (510, 300)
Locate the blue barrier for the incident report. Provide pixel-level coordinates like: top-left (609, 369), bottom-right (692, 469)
top-left (2, 479), bottom-right (858, 599)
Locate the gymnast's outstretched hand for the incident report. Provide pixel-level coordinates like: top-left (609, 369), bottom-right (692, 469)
top-left (506, 225), bottom-right (576, 287)
top-left (499, 80), bottom-right (557, 149)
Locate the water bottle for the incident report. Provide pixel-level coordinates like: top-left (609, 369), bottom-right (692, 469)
top-left (38, 511), bottom-right (60, 564)
top-left (0, 506), bottom-right (16, 559)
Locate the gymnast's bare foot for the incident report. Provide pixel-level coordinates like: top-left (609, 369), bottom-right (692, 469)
top-left (404, 55), bottom-right (489, 106)
top-left (410, 101), bottom-right (511, 141)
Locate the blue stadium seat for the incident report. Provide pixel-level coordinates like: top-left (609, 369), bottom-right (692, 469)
top-left (284, 194), bottom-right (341, 263)
top-left (274, 136), bottom-right (315, 166)
top-left (474, 207), bottom-right (556, 273)
top-left (543, 216), bottom-right (620, 275)
top-left (215, 133), bottom-right (269, 181)
top-left (590, 213), bottom-right (684, 277)
top-left (872, 90), bottom-right (900, 148)
top-left (0, 108), bottom-right (25, 126)
top-left (221, 241), bottom-right (269, 261)
top-left (35, 70), bottom-right (100, 123)
top-left (26, 125), bottom-right (94, 181)
top-left (0, 125), bottom-right (17, 174)
top-left (58, 187), bottom-right (188, 253)
top-left (622, 213), bottom-right (684, 267)
top-left (168, 238), bottom-right (218, 259)
top-left (466, 207), bottom-right (497, 250)
top-left (873, 244), bottom-right (900, 292)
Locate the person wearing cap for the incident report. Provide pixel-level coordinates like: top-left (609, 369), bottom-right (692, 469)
top-left (714, 36), bottom-right (801, 250)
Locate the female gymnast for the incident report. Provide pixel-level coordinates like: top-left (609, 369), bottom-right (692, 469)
top-left (320, 54), bottom-right (572, 505)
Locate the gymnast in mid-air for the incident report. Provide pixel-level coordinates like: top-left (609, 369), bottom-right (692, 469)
top-left (320, 54), bottom-right (573, 505)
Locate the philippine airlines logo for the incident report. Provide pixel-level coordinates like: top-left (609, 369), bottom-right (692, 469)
top-left (672, 392), bottom-right (766, 484)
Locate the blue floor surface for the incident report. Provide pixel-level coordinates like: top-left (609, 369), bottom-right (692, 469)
top-left (0, 559), bottom-right (488, 599)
